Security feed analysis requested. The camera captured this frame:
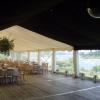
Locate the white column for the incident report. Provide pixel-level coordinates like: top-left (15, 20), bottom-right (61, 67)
top-left (17, 52), bottom-right (19, 61)
top-left (73, 50), bottom-right (79, 78)
top-left (52, 49), bottom-right (56, 73)
top-left (14, 52), bottom-right (17, 61)
top-left (38, 50), bottom-right (40, 64)
top-left (10, 51), bottom-right (14, 61)
top-left (27, 51), bottom-right (30, 62)
top-left (18, 51), bottom-right (21, 61)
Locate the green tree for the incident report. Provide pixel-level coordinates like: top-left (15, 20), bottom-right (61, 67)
top-left (92, 65), bottom-right (100, 72)
top-left (0, 37), bottom-right (14, 55)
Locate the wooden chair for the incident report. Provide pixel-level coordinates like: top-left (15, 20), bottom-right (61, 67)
top-left (5, 69), bottom-right (14, 84)
top-left (0, 69), bottom-right (5, 84)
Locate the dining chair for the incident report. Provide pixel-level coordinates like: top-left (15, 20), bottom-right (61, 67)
top-left (0, 69), bottom-right (5, 84)
top-left (5, 69), bottom-right (14, 84)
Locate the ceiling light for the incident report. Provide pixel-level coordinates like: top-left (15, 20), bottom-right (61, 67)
top-left (87, 8), bottom-right (100, 18)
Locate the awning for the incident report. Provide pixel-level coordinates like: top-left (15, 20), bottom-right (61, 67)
top-left (0, 25), bottom-right (73, 51)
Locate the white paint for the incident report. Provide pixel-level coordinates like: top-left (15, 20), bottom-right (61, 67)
top-left (38, 50), bottom-right (40, 64)
top-left (52, 49), bottom-right (56, 73)
top-left (73, 50), bottom-right (79, 77)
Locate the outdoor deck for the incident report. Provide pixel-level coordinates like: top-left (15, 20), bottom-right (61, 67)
top-left (0, 74), bottom-right (100, 100)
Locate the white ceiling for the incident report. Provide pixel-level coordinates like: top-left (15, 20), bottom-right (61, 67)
top-left (0, 25), bottom-right (73, 51)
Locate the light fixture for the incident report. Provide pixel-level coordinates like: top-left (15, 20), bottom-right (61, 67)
top-left (87, 8), bottom-right (100, 18)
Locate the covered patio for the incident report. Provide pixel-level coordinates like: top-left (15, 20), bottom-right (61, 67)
top-left (0, 25), bottom-right (77, 76)
top-left (0, 1), bottom-right (100, 100)
top-left (0, 25), bottom-right (100, 100)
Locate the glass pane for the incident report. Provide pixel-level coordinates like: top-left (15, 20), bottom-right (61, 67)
top-left (40, 51), bottom-right (52, 70)
top-left (19, 52), bottom-right (28, 61)
top-left (0, 53), bottom-right (9, 60)
top-left (29, 52), bottom-right (38, 62)
top-left (55, 50), bottom-right (73, 74)
top-left (79, 50), bottom-right (100, 79)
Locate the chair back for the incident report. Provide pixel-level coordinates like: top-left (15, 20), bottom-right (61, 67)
top-left (0, 69), bottom-right (5, 76)
top-left (6, 69), bottom-right (14, 76)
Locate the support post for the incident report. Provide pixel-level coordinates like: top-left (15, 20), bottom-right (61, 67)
top-left (52, 49), bottom-right (56, 73)
top-left (27, 51), bottom-right (30, 62)
top-left (10, 51), bottom-right (14, 61)
top-left (38, 50), bottom-right (40, 64)
top-left (73, 50), bottom-right (79, 78)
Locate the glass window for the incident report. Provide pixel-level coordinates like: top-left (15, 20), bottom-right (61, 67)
top-left (20, 52), bottom-right (28, 61)
top-left (0, 53), bottom-right (8, 60)
top-left (55, 50), bottom-right (73, 74)
top-left (29, 52), bottom-right (38, 62)
top-left (40, 51), bottom-right (52, 70)
top-left (79, 50), bottom-right (100, 79)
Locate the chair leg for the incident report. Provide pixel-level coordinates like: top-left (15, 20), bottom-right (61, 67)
top-left (10, 77), bottom-right (13, 84)
top-left (0, 79), bottom-right (1, 84)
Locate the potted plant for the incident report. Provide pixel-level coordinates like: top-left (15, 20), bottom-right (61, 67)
top-left (0, 37), bottom-right (14, 55)
top-left (65, 70), bottom-right (68, 76)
